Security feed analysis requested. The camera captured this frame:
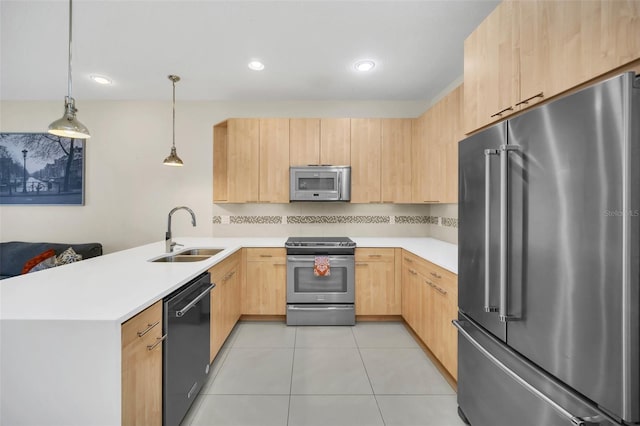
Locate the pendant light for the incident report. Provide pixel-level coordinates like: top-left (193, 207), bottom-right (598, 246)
top-left (163, 75), bottom-right (184, 167)
top-left (48, 0), bottom-right (91, 139)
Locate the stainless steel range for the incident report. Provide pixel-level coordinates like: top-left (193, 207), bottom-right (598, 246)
top-left (285, 237), bottom-right (356, 326)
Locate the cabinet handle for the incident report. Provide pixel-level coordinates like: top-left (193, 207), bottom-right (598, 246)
top-left (147, 334), bottom-right (167, 351)
top-left (368, 254), bottom-right (382, 258)
top-left (423, 200), bottom-right (440, 203)
top-left (259, 254), bottom-right (273, 258)
top-left (425, 279), bottom-right (435, 287)
top-left (490, 106), bottom-right (514, 118)
top-left (408, 268), bottom-right (418, 275)
top-left (430, 272), bottom-right (442, 279)
top-left (137, 321), bottom-right (159, 338)
top-left (356, 262), bottom-right (368, 266)
top-left (382, 201), bottom-right (394, 203)
top-left (515, 92), bottom-right (544, 107)
top-left (222, 271), bottom-right (236, 282)
top-left (435, 286), bottom-right (447, 295)
top-left (405, 258), bottom-right (413, 263)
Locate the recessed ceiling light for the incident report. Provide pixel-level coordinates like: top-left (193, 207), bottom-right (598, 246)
top-left (354, 60), bottom-right (376, 72)
top-left (90, 75), bottom-right (112, 85)
top-left (248, 61), bottom-right (265, 71)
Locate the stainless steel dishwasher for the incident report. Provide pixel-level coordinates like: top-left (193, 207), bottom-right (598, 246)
top-left (163, 272), bottom-right (213, 426)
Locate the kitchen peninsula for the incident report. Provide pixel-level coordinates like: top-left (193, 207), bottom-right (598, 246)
top-left (0, 237), bottom-right (456, 426)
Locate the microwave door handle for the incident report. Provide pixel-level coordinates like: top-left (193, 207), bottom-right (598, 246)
top-left (337, 173), bottom-right (342, 199)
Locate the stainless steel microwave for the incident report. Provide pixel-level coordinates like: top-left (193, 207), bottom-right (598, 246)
top-left (289, 165), bottom-right (351, 201)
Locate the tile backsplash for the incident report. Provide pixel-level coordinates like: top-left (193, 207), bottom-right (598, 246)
top-left (212, 203), bottom-right (458, 244)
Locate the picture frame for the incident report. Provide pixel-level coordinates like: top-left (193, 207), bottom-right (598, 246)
top-left (0, 133), bottom-right (85, 205)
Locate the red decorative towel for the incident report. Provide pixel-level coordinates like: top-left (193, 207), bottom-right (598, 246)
top-left (314, 256), bottom-right (330, 277)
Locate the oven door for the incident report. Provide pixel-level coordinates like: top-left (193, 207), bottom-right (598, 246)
top-left (286, 255), bottom-right (354, 303)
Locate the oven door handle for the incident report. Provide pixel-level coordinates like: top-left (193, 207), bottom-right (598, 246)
top-left (287, 256), bottom-right (353, 262)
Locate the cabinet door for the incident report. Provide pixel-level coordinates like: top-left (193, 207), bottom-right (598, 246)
top-left (121, 301), bottom-right (163, 426)
top-left (244, 248), bottom-right (287, 315)
top-left (259, 118), bottom-right (290, 203)
top-left (411, 109), bottom-right (440, 203)
top-left (381, 119), bottom-right (412, 203)
top-left (209, 279), bottom-right (226, 362)
top-left (581, 0), bottom-right (640, 85)
top-left (355, 248), bottom-right (398, 315)
top-left (213, 122), bottom-right (228, 202)
top-left (228, 119), bottom-right (259, 202)
top-left (401, 256), bottom-right (423, 336)
top-left (290, 118), bottom-right (320, 166)
top-left (350, 119), bottom-right (381, 203)
top-left (439, 86), bottom-right (463, 204)
top-left (320, 118), bottom-right (350, 165)
top-left (464, 1), bottom-right (519, 133)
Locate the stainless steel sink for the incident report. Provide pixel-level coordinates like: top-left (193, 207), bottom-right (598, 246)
top-left (150, 248), bottom-right (224, 263)
top-left (177, 248), bottom-right (224, 256)
top-left (151, 255), bottom-right (212, 263)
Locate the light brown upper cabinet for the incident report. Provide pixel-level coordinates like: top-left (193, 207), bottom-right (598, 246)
top-left (381, 119), bottom-right (413, 203)
top-left (411, 85), bottom-right (462, 204)
top-left (289, 118), bottom-right (350, 166)
top-left (290, 118), bottom-right (320, 166)
top-left (350, 118), bottom-right (382, 203)
top-left (320, 118), bottom-right (351, 165)
top-left (464, 1), bottom-right (520, 133)
top-left (465, 0), bottom-right (640, 134)
top-left (259, 118), bottom-right (290, 203)
top-left (213, 118), bottom-right (290, 203)
top-left (213, 119), bottom-right (259, 203)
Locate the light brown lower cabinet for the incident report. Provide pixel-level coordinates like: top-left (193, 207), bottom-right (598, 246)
top-left (209, 251), bottom-right (242, 362)
top-left (121, 300), bottom-right (164, 426)
top-left (243, 248), bottom-right (287, 315)
top-left (355, 248), bottom-right (400, 315)
top-left (401, 250), bottom-right (458, 380)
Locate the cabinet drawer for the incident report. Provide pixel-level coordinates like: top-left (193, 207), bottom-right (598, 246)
top-left (209, 251), bottom-right (240, 282)
top-left (245, 247), bottom-right (286, 262)
top-left (122, 301), bottom-right (163, 347)
top-left (355, 248), bottom-right (395, 263)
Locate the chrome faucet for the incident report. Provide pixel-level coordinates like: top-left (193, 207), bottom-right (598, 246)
top-left (166, 206), bottom-right (197, 252)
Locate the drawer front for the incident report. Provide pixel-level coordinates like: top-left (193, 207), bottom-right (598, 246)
top-left (122, 301), bottom-right (163, 347)
top-left (245, 247), bottom-right (286, 262)
top-left (355, 248), bottom-right (395, 263)
top-left (208, 251), bottom-right (240, 282)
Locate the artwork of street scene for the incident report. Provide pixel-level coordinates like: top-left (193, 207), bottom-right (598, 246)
top-left (0, 133), bottom-right (84, 205)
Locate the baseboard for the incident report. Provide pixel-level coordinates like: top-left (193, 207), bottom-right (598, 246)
top-left (239, 314), bottom-right (286, 322)
top-left (356, 315), bottom-right (403, 322)
top-left (402, 320), bottom-right (458, 392)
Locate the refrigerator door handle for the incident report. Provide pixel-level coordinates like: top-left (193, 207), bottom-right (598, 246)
top-left (499, 144), bottom-right (520, 322)
top-left (484, 149), bottom-right (500, 313)
top-left (453, 320), bottom-right (604, 426)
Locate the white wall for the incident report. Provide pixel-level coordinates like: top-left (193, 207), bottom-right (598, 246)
top-left (0, 100), bottom-right (432, 253)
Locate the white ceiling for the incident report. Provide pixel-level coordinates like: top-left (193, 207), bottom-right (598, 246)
top-left (0, 0), bottom-right (499, 102)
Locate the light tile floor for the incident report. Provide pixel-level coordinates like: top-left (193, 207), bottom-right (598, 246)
top-left (181, 321), bottom-right (466, 426)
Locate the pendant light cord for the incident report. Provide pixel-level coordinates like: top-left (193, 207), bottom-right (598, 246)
top-left (172, 78), bottom-right (176, 149)
top-left (67, 0), bottom-right (73, 100)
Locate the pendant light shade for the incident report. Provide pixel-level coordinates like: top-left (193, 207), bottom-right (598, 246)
top-left (163, 75), bottom-right (184, 167)
top-left (48, 0), bottom-right (90, 139)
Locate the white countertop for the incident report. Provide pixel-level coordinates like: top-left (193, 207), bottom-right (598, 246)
top-left (0, 237), bottom-right (456, 323)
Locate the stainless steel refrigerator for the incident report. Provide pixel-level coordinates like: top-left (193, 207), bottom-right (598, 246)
top-left (455, 72), bottom-right (639, 426)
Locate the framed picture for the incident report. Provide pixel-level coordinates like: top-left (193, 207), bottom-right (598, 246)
top-left (0, 133), bottom-right (85, 205)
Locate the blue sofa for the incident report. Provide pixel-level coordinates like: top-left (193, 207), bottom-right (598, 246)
top-left (0, 241), bottom-right (103, 279)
